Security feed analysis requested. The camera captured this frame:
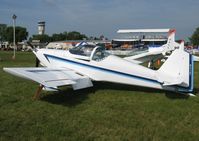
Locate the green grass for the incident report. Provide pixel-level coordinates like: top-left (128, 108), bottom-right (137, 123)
top-left (0, 51), bottom-right (199, 141)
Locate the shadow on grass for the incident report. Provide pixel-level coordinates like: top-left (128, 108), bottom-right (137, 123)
top-left (164, 87), bottom-right (199, 99)
top-left (40, 82), bottom-right (191, 106)
top-left (193, 88), bottom-right (199, 96)
top-left (40, 87), bottom-right (96, 107)
top-left (165, 92), bottom-right (190, 99)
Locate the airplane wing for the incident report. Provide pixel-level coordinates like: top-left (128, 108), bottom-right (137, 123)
top-left (124, 52), bottom-right (164, 64)
top-left (3, 67), bottom-right (93, 91)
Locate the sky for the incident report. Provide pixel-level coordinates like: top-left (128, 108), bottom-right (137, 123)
top-left (0, 0), bottom-right (199, 40)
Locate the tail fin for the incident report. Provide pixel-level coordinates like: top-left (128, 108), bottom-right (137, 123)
top-left (162, 29), bottom-right (179, 53)
top-left (178, 40), bottom-right (185, 50)
top-left (157, 42), bottom-right (194, 92)
top-left (167, 29), bottom-right (176, 44)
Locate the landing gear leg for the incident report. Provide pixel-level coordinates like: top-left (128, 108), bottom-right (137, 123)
top-left (33, 84), bottom-right (44, 100)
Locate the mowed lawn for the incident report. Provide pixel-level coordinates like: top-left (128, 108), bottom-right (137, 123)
top-left (0, 51), bottom-right (199, 141)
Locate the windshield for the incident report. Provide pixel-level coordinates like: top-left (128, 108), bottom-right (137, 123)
top-left (69, 45), bottom-right (96, 57)
top-left (92, 47), bottom-right (109, 61)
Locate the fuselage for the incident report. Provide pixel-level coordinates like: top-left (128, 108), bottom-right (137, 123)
top-left (34, 48), bottom-right (171, 91)
top-left (34, 43), bottom-right (194, 93)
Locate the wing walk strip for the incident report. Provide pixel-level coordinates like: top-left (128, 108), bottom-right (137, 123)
top-left (45, 79), bottom-right (75, 83)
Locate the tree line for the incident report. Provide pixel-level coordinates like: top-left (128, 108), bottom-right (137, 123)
top-left (0, 25), bottom-right (102, 44)
top-left (29, 31), bottom-right (88, 43)
top-left (190, 27), bottom-right (199, 46)
top-left (1, 25), bottom-right (199, 46)
top-left (0, 26), bottom-right (28, 44)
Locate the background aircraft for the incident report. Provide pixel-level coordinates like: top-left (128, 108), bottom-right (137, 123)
top-left (123, 29), bottom-right (179, 65)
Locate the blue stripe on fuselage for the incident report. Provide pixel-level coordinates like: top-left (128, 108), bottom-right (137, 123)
top-left (44, 54), bottom-right (159, 84)
top-left (44, 54), bottom-right (193, 92)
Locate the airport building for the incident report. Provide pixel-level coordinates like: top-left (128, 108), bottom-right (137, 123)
top-left (112, 29), bottom-right (169, 49)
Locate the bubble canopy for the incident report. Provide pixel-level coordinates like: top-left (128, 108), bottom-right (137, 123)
top-left (69, 45), bottom-right (109, 61)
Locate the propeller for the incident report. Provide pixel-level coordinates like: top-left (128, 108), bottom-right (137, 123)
top-left (26, 42), bottom-right (40, 67)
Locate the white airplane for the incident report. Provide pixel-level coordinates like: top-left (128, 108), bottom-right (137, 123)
top-left (3, 41), bottom-right (196, 99)
top-left (124, 29), bottom-right (180, 65)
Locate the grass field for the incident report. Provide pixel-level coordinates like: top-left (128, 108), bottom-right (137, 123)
top-left (0, 51), bottom-right (199, 141)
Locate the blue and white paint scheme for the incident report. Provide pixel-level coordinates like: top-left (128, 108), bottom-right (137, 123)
top-left (3, 42), bottom-right (196, 96)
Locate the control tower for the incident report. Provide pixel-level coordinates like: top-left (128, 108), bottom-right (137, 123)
top-left (38, 21), bottom-right (45, 35)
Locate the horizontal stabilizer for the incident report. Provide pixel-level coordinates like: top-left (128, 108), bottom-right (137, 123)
top-left (193, 55), bottom-right (199, 62)
top-left (162, 79), bottom-right (183, 86)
